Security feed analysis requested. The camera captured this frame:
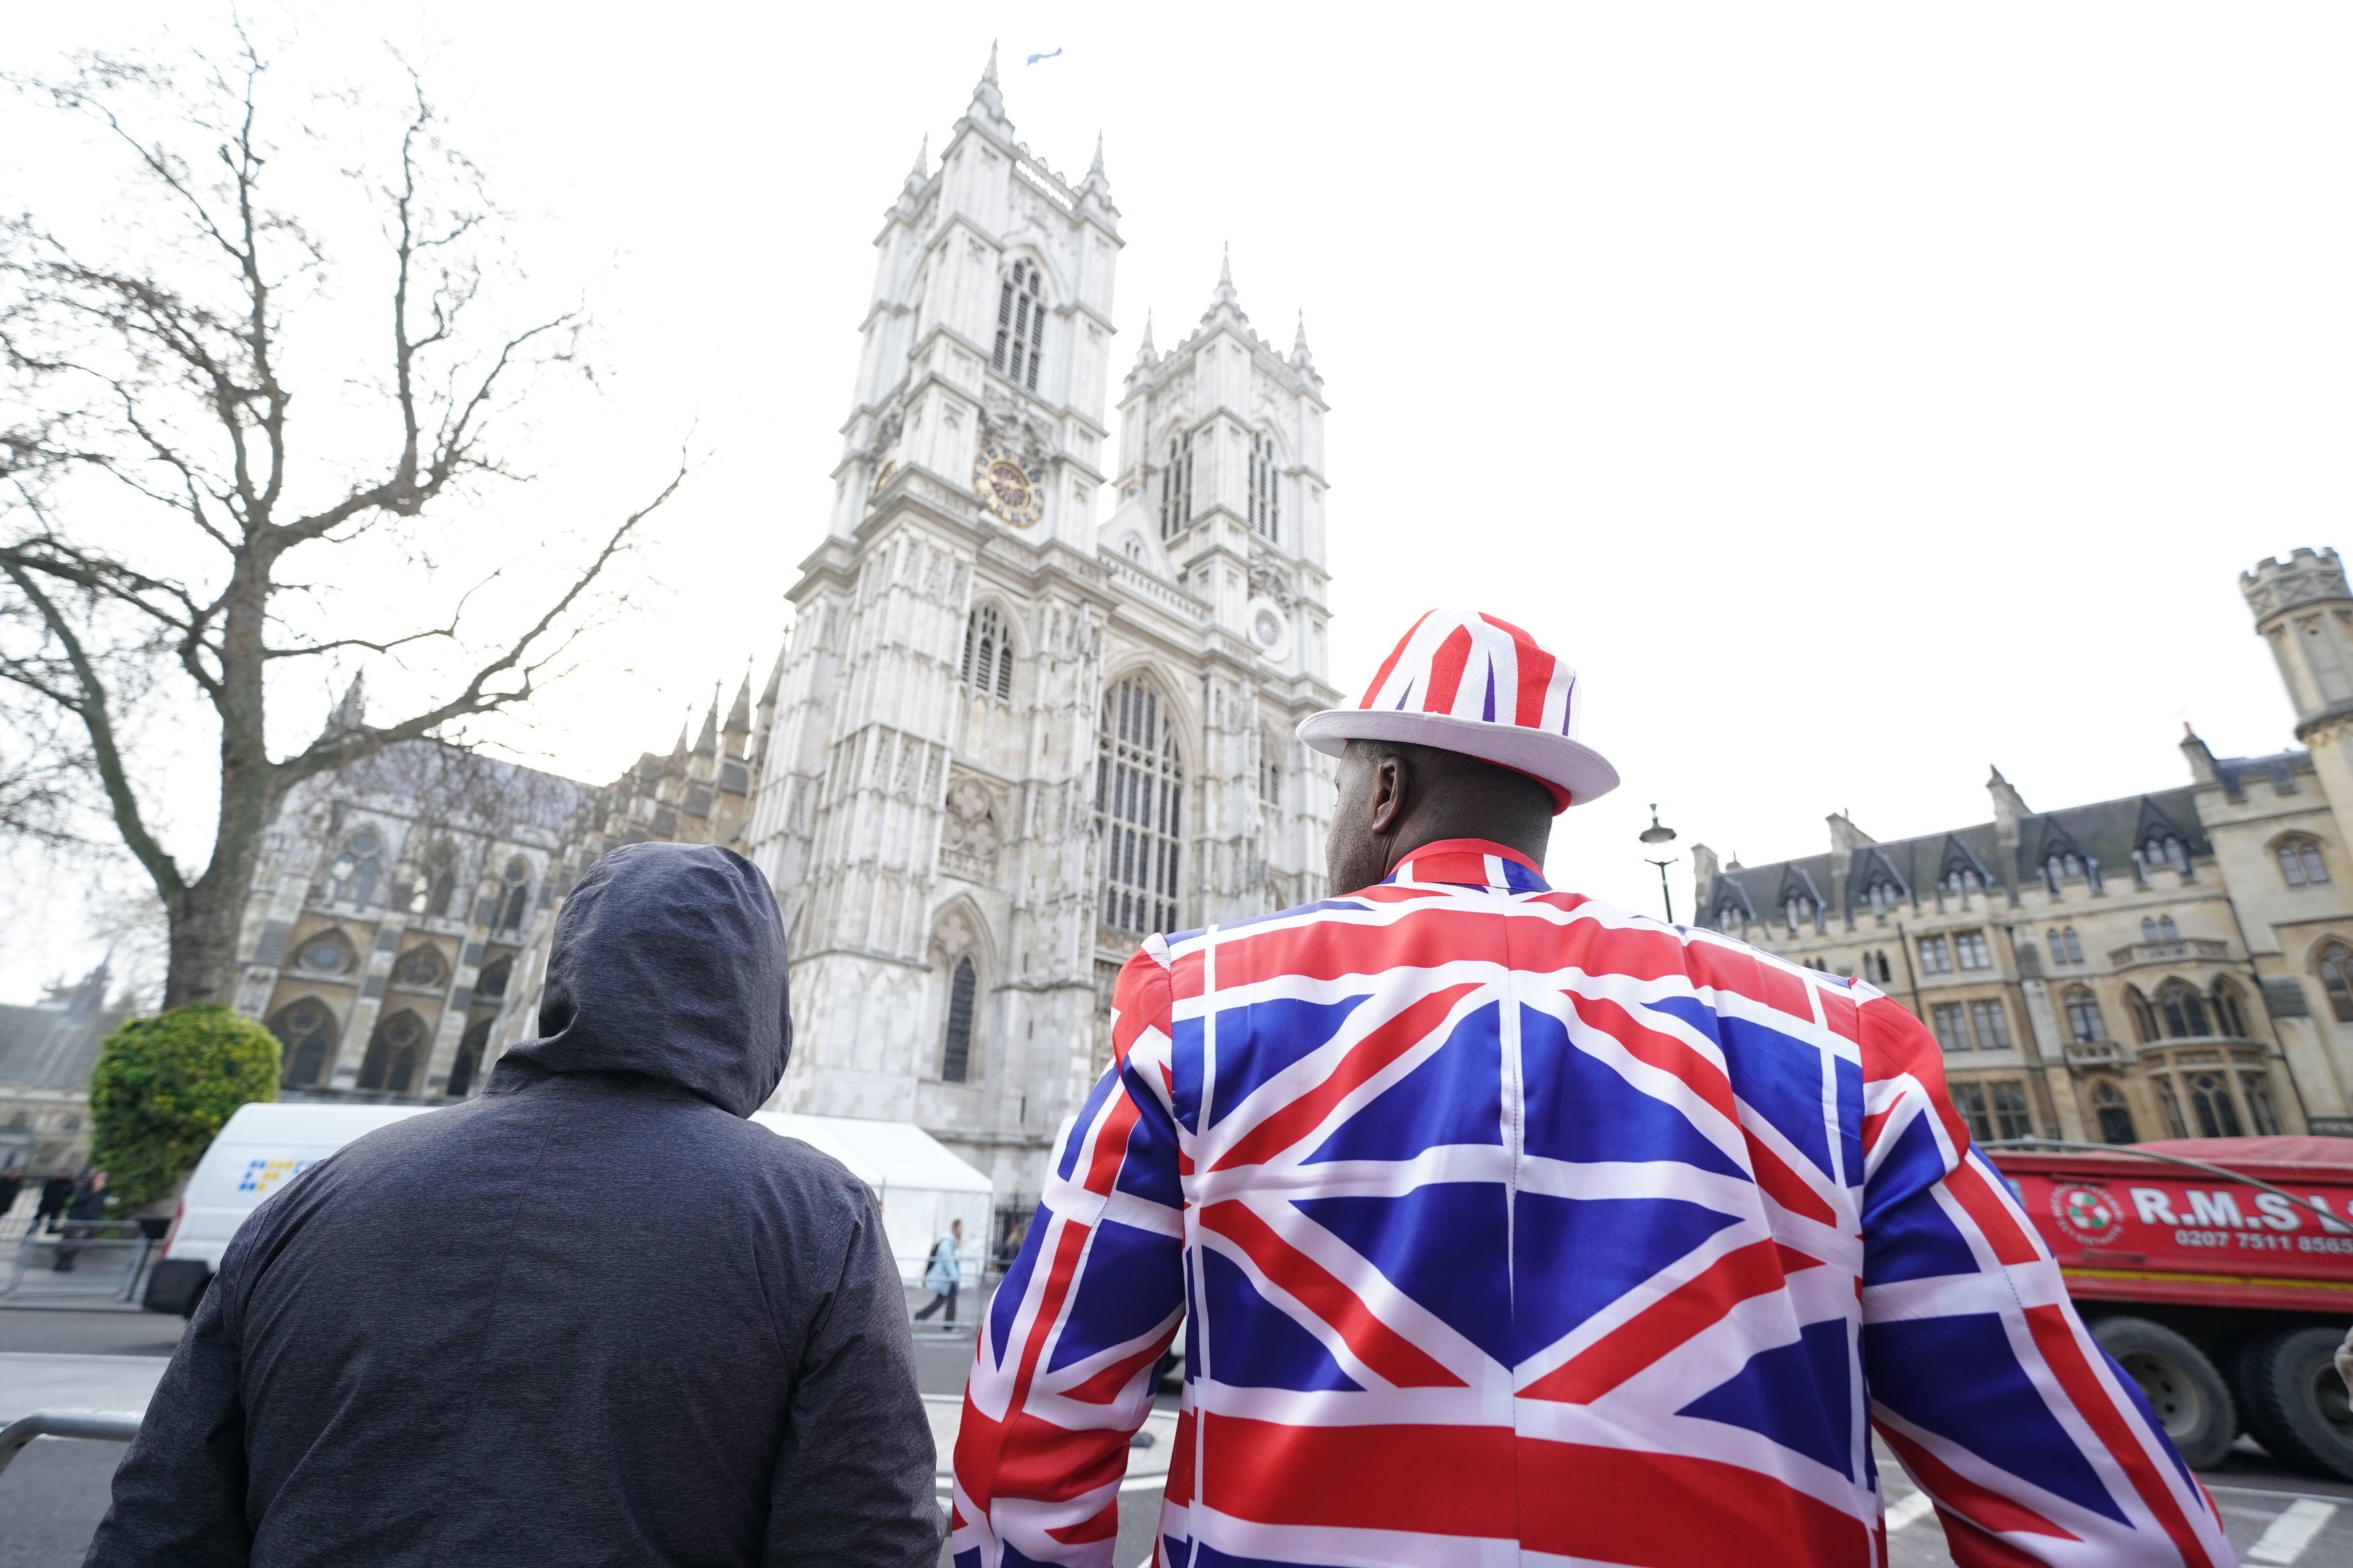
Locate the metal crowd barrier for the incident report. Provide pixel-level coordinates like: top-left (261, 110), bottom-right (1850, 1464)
top-left (0, 1410), bottom-right (143, 1479)
top-left (0, 1219), bottom-right (163, 1303)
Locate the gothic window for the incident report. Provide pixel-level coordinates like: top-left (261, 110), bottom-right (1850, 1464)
top-left (329, 832), bottom-right (381, 907)
top-left (2321, 942), bottom-right (2353, 1022)
top-left (2212, 981), bottom-right (2247, 1038)
top-left (360, 1009), bottom-right (427, 1094)
top-left (449, 1019), bottom-right (491, 1099)
top-left (2092, 1081), bottom-right (2136, 1145)
top-left (498, 857), bottom-right (531, 931)
top-left (410, 839), bottom-right (460, 919)
top-left (2044, 850), bottom-right (2085, 881)
top-left (962, 606), bottom-right (1015, 700)
top-left (391, 945), bottom-right (449, 991)
top-left (2125, 986), bottom-right (2159, 1043)
top-left (1969, 999), bottom-right (2012, 1050)
top-left (2063, 927), bottom-right (2084, 964)
top-left (2241, 1071), bottom-right (2281, 1135)
top-left (2143, 832), bottom-right (2189, 872)
top-left (1259, 735), bottom-right (1281, 807)
top-left (2141, 914), bottom-right (2180, 943)
top-left (1784, 895), bottom-right (1815, 934)
top-left (2064, 986), bottom-right (2107, 1044)
top-left (294, 930), bottom-right (355, 976)
top-left (1159, 431), bottom-right (1194, 538)
top-left (1917, 934), bottom-right (1952, 975)
top-left (1931, 1003), bottom-right (1969, 1052)
top-left (2157, 979), bottom-right (2211, 1039)
top-left (942, 956), bottom-right (977, 1083)
top-left (475, 956), bottom-right (512, 1003)
top-left (2187, 1071), bottom-right (2242, 1138)
top-left (1954, 930), bottom-right (1991, 971)
top-left (2154, 1076), bottom-right (2189, 1139)
top-left (1096, 677), bottom-right (1185, 936)
top-left (268, 998), bottom-right (339, 1088)
top-left (2046, 926), bottom-right (2084, 967)
top-left (1247, 429), bottom-right (1280, 542)
top-left (2278, 836), bottom-right (2331, 887)
top-left (1950, 1082), bottom-right (1993, 1142)
top-left (1989, 1081), bottom-right (2033, 1140)
top-left (1870, 950), bottom-right (1894, 985)
top-left (991, 258), bottom-right (1046, 392)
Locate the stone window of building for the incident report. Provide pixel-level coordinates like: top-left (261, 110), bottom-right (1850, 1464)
top-left (962, 606), bottom-right (1015, 700)
top-left (1259, 734), bottom-right (1281, 807)
top-left (2091, 1081), bottom-right (2136, 1144)
top-left (475, 955), bottom-right (512, 1002)
top-left (2186, 1071), bottom-right (2242, 1138)
top-left (294, 930), bottom-right (356, 975)
top-left (2145, 833), bottom-right (2190, 873)
top-left (2125, 985), bottom-right (2160, 1043)
top-left (391, 945), bottom-right (448, 991)
top-left (1989, 1081), bottom-right (2033, 1140)
top-left (2141, 914), bottom-right (2180, 943)
top-left (269, 998), bottom-right (339, 1087)
top-left (1917, 935), bottom-right (1952, 975)
top-left (2241, 1071), bottom-right (2281, 1135)
top-left (942, 956), bottom-right (977, 1083)
top-left (2044, 850), bottom-right (2085, 881)
top-left (329, 831), bottom-right (381, 907)
top-left (360, 1009), bottom-right (427, 1094)
top-left (450, 1020), bottom-right (490, 1099)
top-left (1096, 677), bottom-right (1185, 936)
top-left (2319, 942), bottom-right (2353, 1023)
top-left (2212, 981), bottom-right (2248, 1038)
top-left (1954, 930), bottom-right (1991, 971)
top-left (2154, 1076), bottom-right (2189, 1139)
top-left (1968, 999), bottom-right (2012, 1051)
top-left (991, 258), bottom-right (1045, 392)
top-left (1159, 431), bottom-right (1194, 538)
top-left (1866, 950), bottom-right (1893, 985)
top-left (1931, 1002), bottom-right (1968, 1052)
top-left (497, 857), bottom-right (531, 931)
top-left (1247, 429), bottom-right (1280, 542)
top-left (2157, 979), bottom-right (2211, 1039)
top-left (2046, 927), bottom-right (2084, 967)
top-left (1950, 1082), bottom-right (1993, 1141)
top-left (2278, 836), bottom-right (2331, 888)
top-left (2064, 985), bottom-right (2107, 1044)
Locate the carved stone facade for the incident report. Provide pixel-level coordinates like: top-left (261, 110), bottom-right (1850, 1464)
top-left (738, 56), bottom-right (1341, 1206)
top-left (1696, 547), bottom-right (2353, 1144)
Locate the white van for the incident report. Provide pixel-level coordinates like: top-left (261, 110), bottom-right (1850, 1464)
top-left (143, 1102), bottom-right (436, 1314)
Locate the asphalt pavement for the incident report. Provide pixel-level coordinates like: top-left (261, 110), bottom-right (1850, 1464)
top-left (7, 1304), bottom-right (2353, 1568)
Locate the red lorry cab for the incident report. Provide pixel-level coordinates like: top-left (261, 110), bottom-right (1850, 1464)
top-left (1988, 1136), bottom-right (2353, 1479)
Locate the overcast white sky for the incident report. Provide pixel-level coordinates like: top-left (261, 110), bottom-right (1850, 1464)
top-left (4, 2), bottom-right (2347, 1001)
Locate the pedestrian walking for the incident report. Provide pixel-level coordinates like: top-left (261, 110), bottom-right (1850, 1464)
top-left (51, 1169), bottom-right (108, 1271)
top-left (953, 610), bottom-right (2233, 1566)
top-left (0, 1164), bottom-right (23, 1225)
top-left (89, 843), bottom-right (939, 1568)
top-left (35, 1168), bottom-right (73, 1233)
top-left (912, 1218), bottom-right (962, 1325)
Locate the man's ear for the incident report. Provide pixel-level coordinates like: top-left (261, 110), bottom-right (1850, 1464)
top-left (1366, 753), bottom-right (1410, 837)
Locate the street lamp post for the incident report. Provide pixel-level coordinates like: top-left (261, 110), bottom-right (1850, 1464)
top-left (1638, 804), bottom-right (1679, 924)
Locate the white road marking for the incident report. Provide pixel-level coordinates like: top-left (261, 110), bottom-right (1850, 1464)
top-left (2248, 1498), bottom-right (2340, 1565)
top-left (1884, 1490), bottom-right (1937, 1532)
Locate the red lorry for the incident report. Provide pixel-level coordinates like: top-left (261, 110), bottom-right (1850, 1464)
top-left (1988, 1135), bottom-right (2353, 1479)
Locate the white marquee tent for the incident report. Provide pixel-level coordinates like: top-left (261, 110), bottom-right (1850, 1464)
top-left (750, 1112), bottom-right (994, 1287)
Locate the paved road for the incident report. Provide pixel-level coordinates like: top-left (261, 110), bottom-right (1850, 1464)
top-left (9, 1307), bottom-right (2353, 1568)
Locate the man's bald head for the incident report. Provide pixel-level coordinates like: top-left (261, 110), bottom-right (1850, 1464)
top-left (1324, 739), bottom-right (1556, 895)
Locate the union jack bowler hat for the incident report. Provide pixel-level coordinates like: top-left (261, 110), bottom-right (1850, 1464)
top-left (1297, 609), bottom-right (1620, 813)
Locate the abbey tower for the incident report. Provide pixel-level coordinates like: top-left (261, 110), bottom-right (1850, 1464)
top-left (740, 53), bottom-right (1342, 1204)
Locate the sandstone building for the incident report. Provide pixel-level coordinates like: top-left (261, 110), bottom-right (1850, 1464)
top-left (1695, 547), bottom-right (2353, 1145)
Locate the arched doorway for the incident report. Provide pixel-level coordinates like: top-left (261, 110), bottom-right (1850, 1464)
top-left (361, 1009), bottom-right (428, 1094)
top-left (268, 997), bottom-right (340, 1087)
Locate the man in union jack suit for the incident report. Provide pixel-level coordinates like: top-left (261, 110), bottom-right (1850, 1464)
top-left (953, 610), bottom-right (2234, 1567)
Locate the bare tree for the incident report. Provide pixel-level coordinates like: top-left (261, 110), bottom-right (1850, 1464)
top-left (0, 35), bottom-right (684, 1008)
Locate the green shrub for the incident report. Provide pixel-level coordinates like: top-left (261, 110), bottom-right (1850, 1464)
top-left (88, 1003), bottom-right (280, 1211)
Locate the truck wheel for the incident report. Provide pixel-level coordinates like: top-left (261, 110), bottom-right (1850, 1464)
top-left (2092, 1317), bottom-right (2236, 1469)
top-left (2235, 1326), bottom-right (2353, 1481)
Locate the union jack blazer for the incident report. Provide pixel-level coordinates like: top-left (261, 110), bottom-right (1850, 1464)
top-left (951, 839), bottom-right (2234, 1567)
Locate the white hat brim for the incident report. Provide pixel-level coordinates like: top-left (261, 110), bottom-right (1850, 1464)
top-left (1297, 708), bottom-right (1621, 809)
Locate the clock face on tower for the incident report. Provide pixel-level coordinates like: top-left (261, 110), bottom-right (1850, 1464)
top-left (973, 444), bottom-right (1045, 527)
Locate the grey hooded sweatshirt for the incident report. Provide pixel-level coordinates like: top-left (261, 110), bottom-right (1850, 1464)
top-left (85, 842), bottom-right (941, 1568)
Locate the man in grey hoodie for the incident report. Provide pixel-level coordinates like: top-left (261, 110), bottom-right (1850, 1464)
top-left (87, 842), bottom-right (941, 1568)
